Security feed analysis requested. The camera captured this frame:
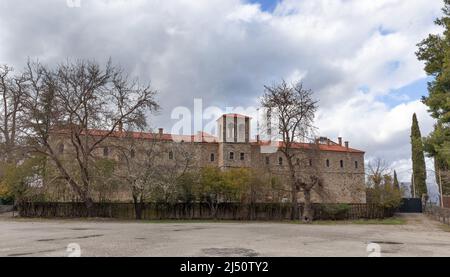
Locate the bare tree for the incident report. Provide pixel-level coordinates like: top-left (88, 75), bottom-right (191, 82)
top-left (261, 80), bottom-right (318, 221)
top-left (114, 132), bottom-right (161, 219)
top-left (0, 65), bottom-right (27, 164)
top-left (154, 141), bottom-right (197, 203)
top-left (366, 158), bottom-right (390, 189)
top-left (297, 140), bottom-right (324, 222)
top-left (21, 59), bottom-right (159, 214)
top-left (114, 134), bottom-right (196, 219)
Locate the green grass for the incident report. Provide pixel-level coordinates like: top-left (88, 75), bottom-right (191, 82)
top-left (288, 217), bottom-right (406, 225)
top-left (141, 217), bottom-right (407, 225)
top-left (7, 216), bottom-right (407, 225)
top-left (439, 224), bottom-right (450, 232)
top-left (348, 217), bottom-right (406, 225)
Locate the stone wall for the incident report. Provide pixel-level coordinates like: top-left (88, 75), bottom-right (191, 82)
top-left (47, 133), bottom-right (366, 204)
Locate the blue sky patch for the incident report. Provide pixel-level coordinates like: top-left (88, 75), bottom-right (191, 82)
top-left (378, 25), bottom-right (395, 36)
top-left (247, 0), bottom-right (280, 12)
top-left (386, 60), bottom-right (401, 73)
top-left (377, 76), bottom-right (433, 108)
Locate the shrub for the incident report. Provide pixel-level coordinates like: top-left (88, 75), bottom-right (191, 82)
top-left (319, 203), bottom-right (351, 220)
top-left (366, 184), bottom-right (403, 209)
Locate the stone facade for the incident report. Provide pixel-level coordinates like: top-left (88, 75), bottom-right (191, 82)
top-left (49, 113), bottom-right (366, 203)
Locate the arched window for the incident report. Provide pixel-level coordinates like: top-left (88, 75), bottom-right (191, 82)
top-left (227, 123), bottom-right (234, 139)
top-left (238, 124), bottom-right (245, 140)
top-left (58, 143), bottom-right (64, 154)
top-left (168, 151), bottom-right (174, 160)
top-left (326, 159), bottom-right (330, 167)
top-left (210, 153), bottom-right (215, 162)
top-left (103, 147), bottom-right (109, 157)
top-left (278, 157), bottom-right (283, 166)
top-left (340, 160), bottom-right (344, 168)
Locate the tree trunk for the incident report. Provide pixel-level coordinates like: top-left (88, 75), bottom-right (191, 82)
top-left (133, 195), bottom-right (143, 220)
top-left (84, 196), bottom-right (94, 217)
top-left (302, 188), bottom-right (313, 223)
top-left (284, 156), bottom-right (299, 220)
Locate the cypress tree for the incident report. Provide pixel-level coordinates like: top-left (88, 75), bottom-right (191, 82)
top-left (417, 0), bottom-right (450, 196)
top-left (393, 170), bottom-right (400, 190)
top-left (410, 113), bottom-right (427, 197)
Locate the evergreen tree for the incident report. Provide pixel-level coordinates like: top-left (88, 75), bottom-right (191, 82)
top-left (416, 0), bottom-right (450, 194)
top-left (410, 113), bottom-right (428, 197)
top-left (393, 170), bottom-right (400, 191)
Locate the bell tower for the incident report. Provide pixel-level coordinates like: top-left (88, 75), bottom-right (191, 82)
top-left (217, 113), bottom-right (250, 143)
top-left (216, 114), bottom-right (252, 169)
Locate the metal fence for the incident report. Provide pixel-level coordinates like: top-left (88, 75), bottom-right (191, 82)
top-left (0, 205), bottom-right (13, 214)
top-left (398, 198), bottom-right (422, 213)
top-left (443, 196), bottom-right (450, 209)
top-left (17, 202), bottom-right (395, 221)
top-left (424, 203), bottom-right (450, 225)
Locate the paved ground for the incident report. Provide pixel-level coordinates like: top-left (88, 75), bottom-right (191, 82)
top-left (0, 213), bottom-right (449, 257)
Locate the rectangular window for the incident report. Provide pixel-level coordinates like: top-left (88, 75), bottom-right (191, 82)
top-left (240, 152), bottom-right (245, 160)
top-left (210, 153), bottom-right (215, 162)
top-left (229, 152), bottom-right (234, 160)
top-left (355, 161), bottom-right (358, 169)
top-left (265, 156), bottom-right (270, 165)
top-left (340, 160), bottom-right (344, 168)
top-left (169, 151), bottom-right (174, 160)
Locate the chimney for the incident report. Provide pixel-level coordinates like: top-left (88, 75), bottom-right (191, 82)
top-left (338, 137), bottom-right (342, 146)
top-left (158, 128), bottom-right (163, 136)
top-left (345, 141), bottom-right (349, 149)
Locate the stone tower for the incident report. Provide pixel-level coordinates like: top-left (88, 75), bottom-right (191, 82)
top-left (216, 113), bottom-right (252, 169)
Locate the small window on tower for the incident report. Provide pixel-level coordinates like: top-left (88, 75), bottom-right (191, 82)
top-left (326, 159), bottom-right (330, 167)
top-left (240, 153), bottom-right (245, 160)
top-left (355, 161), bottom-right (358, 169)
top-left (169, 151), bottom-right (174, 160)
top-left (278, 157), bottom-right (283, 166)
top-left (265, 156), bottom-right (270, 165)
top-left (229, 152), bottom-right (234, 160)
top-left (340, 160), bottom-right (344, 168)
top-left (210, 153), bottom-right (215, 162)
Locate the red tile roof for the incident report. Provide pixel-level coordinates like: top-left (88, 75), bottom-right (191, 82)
top-left (51, 128), bottom-right (363, 153)
top-left (51, 128), bottom-right (218, 143)
top-left (221, 113), bottom-right (252, 119)
top-left (250, 140), bottom-right (364, 153)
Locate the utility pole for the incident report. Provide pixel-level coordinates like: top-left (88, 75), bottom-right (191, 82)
top-left (438, 168), bottom-right (444, 207)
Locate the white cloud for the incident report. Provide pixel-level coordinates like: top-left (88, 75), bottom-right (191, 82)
top-left (0, 0), bottom-right (444, 183)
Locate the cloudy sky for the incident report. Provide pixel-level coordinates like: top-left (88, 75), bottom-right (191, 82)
top-left (0, 0), bottom-right (444, 189)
